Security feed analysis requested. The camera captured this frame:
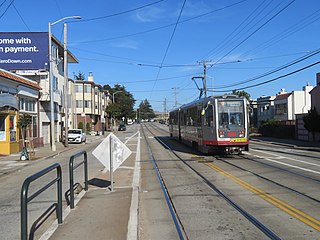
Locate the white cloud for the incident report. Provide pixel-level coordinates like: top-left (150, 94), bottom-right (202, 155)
top-left (134, 5), bottom-right (167, 23)
top-left (111, 40), bottom-right (139, 50)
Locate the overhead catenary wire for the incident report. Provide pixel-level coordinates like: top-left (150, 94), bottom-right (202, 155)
top-left (0, 0), bottom-right (14, 19)
top-left (71, 0), bottom-right (247, 44)
top-left (149, 0), bottom-right (187, 95)
top-left (201, 0), bottom-right (270, 61)
top-left (239, 7), bottom-right (320, 59)
top-left (210, 60), bottom-right (320, 93)
top-left (70, 0), bottom-right (165, 23)
top-left (207, 0), bottom-right (295, 71)
top-left (213, 47), bottom-right (320, 89)
top-left (12, 2), bottom-right (30, 31)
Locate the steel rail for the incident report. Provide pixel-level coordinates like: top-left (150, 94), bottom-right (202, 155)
top-left (141, 124), bottom-right (188, 240)
top-left (217, 155), bottom-right (320, 204)
top-left (144, 123), bottom-right (281, 240)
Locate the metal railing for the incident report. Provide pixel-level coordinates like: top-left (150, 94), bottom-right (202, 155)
top-left (67, 151), bottom-right (88, 209)
top-left (21, 163), bottom-right (62, 240)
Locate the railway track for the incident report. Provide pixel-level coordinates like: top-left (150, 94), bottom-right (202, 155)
top-left (215, 154), bottom-right (320, 204)
top-left (141, 123), bottom-right (281, 239)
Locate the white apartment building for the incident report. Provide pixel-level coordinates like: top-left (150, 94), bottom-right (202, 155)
top-left (72, 72), bottom-right (109, 134)
top-left (256, 95), bottom-right (275, 126)
top-left (274, 85), bottom-right (313, 121)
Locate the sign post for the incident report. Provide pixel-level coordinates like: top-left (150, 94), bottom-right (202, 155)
top-left (92, 133), bottom-right (132, 191)
top-left (110, 135), bottom-right (113, 191)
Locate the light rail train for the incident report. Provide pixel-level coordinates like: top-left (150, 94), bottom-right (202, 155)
top-left (169, 95), bottom-right (249, 154)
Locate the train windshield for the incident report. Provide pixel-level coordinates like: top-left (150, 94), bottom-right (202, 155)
top-left (217, 100), bottom-right (244, 130)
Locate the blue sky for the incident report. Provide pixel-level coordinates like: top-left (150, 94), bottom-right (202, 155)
top-left (1, 0), bottom-right (320, 111)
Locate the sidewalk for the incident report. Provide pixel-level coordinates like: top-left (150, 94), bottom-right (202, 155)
top-left (0, 142), bottom-right (77, 177)
top-left (0, 135), bottom-right (100, 175)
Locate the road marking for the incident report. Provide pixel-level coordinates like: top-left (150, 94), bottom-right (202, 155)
top-left (118, 166), bottom-right (135, 170)
top-left (206, 162), bottom-right (320, 231)
top-left (127, 129), bottom-right (140, 240)
top-left (249, 150), bottom-right (320, 175)
top-left (252, 148), bottom-right (320, 168)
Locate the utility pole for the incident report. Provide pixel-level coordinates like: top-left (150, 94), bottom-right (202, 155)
top-left (197, 60), bottom-right (208, 98)
top-left (163, 98), bottom-right (167, 119)
top-left (172, 88), bottom-right (178, 108)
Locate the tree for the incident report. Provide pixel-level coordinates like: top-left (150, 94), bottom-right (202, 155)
top-left (18, 113), bottom-right (32, 148)
top-left (232, 90), bottom-right (251, 101)
top-left (104, 84), bottom-right (136, 121)
top-left (74, 71), bottom-right (86, 80)
top-left (18, 113), bottom-right (32, 160)
top-left (303, 107), bottom-right (320, 141)
top-left (138, 99), bottom-right (156, 120)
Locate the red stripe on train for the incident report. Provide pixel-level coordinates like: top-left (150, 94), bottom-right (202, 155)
top-left (203, 140), bottom-right (249, 145)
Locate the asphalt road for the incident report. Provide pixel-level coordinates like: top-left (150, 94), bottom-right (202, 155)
top-left (1, 123), bottom-right (320, 240)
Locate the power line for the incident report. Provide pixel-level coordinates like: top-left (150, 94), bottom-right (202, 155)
top-left (0, 0), bottom-right (14, 19)
top-left (0, 1), bottom-right (7, 9)
top-left (214, 47), bottom-right (320, 89)
top-left (210, 60), bottom-right (320, 92)
top-left (239, 7), bottom-right (320, 59)
top-left (208, 0), bottom-right (295, 71)
top-left (201, 0), bottom-right (269, 61)
top-left (12, 2), bottom-right (30, 31)
top-left (71, 0), bottom-right (247, 44)
top-left (150, 0), bottom-right (186, 94)
top-left (71, 0), bottom-right (165, 23)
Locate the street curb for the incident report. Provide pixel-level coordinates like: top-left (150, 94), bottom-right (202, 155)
top-left (251, 138), bottom-right (320, 152)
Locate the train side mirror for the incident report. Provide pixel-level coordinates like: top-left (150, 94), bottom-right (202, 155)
top-left (201, 101), bottom-right (211, 115)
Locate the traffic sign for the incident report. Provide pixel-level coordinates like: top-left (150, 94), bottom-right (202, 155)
top-left (92, 133), bottom-right (132, 172)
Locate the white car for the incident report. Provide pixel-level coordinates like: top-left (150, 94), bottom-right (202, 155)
top-left (68, 129), bottom-right (86, 143)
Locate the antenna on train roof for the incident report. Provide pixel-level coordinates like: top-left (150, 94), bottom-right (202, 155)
top-left (192, 76), bottom-right (204, 99)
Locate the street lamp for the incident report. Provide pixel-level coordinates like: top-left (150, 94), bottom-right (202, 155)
top-left (48, 16), bottom-right (81, 151)
top-left (112, 91), bottom-right (123, 103)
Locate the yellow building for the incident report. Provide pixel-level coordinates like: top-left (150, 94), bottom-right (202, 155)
top-left (0, 69), bottom-right (41, 155)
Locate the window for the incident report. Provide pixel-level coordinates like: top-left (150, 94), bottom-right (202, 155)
top-left (32, 116), bottom-right (37, 138)
top-left (19, 98), bottom-right (36, 113)
top-left (53, 76), bottom-right (58, 91)
top-left (75, 85), bottom-right (83, 93)
top-left (218, 100), bottom-right (244, 130)
top-left (275, 103), bottom-right (287, 115)
top-left (9, 115), bottom-right (16, 142)
top-left (204, 105), bottom-right (213, 127)
top-left (84, 100), bottom-right (91, 108)
top-left (0, 115), bottom-right (6, 141)
top-left (84, 85), bottom-right (91, 93)
top-left (76, 100), bottom-right (83, 108)
top-left (19, 98), bottom-right (24, 110)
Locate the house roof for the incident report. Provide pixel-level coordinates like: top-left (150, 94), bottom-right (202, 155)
top-left (51, 35), bottom-right (78, 63)
top-left (274, 93), bottom-right (291, 100)
top-left (0, 69), bottom-right (41, 90)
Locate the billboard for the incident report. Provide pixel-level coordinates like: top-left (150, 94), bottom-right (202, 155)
top-left (0, 32), bottom-right (49, 70)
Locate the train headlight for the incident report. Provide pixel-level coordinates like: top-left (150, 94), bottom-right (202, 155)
top-left (239, 130), bottom-right (245, 138)
top-left (219, 131), bottom-right (225, 138)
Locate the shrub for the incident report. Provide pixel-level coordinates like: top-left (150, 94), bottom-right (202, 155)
top-left (78, 122), bottom-right (84, 131)
top-left (86, 122), bottom-right (91, 133)
top-left (258, 119), bottom-right (294, 139)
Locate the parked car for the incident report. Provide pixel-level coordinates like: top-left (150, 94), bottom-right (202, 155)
top-left (118, 124), bottom-right (126, 131)
top-left (68, 129), bottom-right (86, 143)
